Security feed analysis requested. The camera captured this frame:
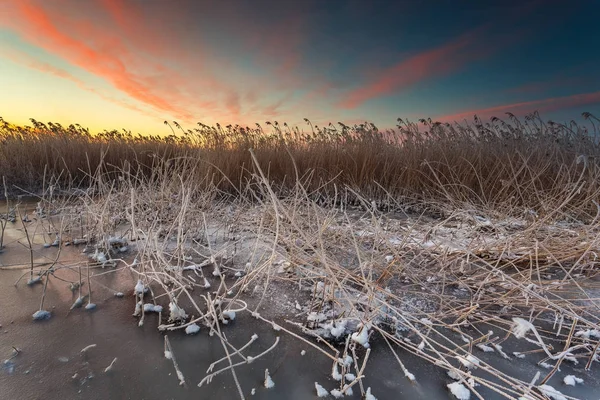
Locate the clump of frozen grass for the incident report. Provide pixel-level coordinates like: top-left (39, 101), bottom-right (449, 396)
top-left (365, 387), bottom-right (378, 400)
top-left (447, 382), bottom-right (471, 400)
top-left (563, 375), bottom-right (583, 386)
top-left (264, 369), bottom-right (275, 388)
top-left (315, 382), bottom-right (329, 397)
top-left (185, 323), bottom-right (200, 335)
top-left (32, 310), bottom-right (51, 320)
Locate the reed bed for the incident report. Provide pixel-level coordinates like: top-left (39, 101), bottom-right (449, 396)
top-left (2, 111), bottom-right (600, 399)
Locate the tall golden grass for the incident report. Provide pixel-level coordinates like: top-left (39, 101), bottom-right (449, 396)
top-left (1, 112), bottom-right (599, 217)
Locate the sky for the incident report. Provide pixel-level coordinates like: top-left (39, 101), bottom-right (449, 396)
top-left (0, 0), bottom-right (599, 134)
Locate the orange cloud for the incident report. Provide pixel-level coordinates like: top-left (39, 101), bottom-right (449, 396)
top-left (434, 91), bottom-right (600, 123)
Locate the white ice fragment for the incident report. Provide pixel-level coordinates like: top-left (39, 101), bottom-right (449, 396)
top-left (114, 292), bottom-right (124, 298)
top-left (351, 324), bottom-right (370, 348)
top-left (185, 323), bottom-right (200, 335)
top-left (212, 265), bottom-right (221, 276)
top-left (234, 271), bottom-right (242, 277)
top-left (301, 350), bottom-right (306, 356)
top-left (315, 382), bottom-right (329, 397)
top-left (344, 373), bottom-right (356, 381)
top-left (563, 375), bottom-right (583, 386)
top-left (32, 310), bottom-right (51, 320)
top-left (295, 301), bottom-right (302, 310)
top-left (385, 255), bottom-right (394, 263)
top-left (85, 303), bottom-right (96, 310)
top-left (365, 387), bottom-right (378, 400)
top-left (330, 389), bottom-right (344, 398)
top-left (271, 323), bottom-right (281, 331)
top-left (538, 385), bottom-right (567, 400)
top-left (513, 352), bottom-right (526, 359)
top-left (164, 351), bottom-right (172, 360)
top-left (80, 344), bottom-right (96, 353)
top-left (251, 388), bottom-right (256, 395)
top-left (447, 382), bottom-right (471, 400)
top-left (104, 357), bottom-right (117, 373)
top-left (203, 277), bottom-right (211, 289)
top-left (264, 369), bottom-right (275, 388)
top-left (539, 362), bottom-right (554, 369)
top-left (134, 280), bottom-right (144, 295)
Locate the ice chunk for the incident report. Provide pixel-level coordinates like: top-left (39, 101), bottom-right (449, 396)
top-left (222, 310), bottom-right (236, 320)
top-left (365, 387), bottom-right (378, 400)
top-left (185, 323), bottom-right (200, 335)
top-left (32, 310), bottom-right (51, 320)
top-left (264, 369), bottom-right (274, 388)
top-left (563, 375), bottom-right (583, 386)
top-left (538, 385), bottom-right (567, 400)
top-left (447, 382), bottom-right (470, 400)
top-left (315, 382), bottom-right (329, 397)
top-left (351, 324), bottom-right (370, 348)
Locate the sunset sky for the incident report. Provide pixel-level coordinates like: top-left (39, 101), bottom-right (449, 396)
top-left (0, 0), bottom-right (599, 134)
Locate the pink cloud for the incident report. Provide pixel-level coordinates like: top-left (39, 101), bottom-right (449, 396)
top-left (434, 91), bottom-right (600, 123)
top-left (338, 30), bottom-right (480, 109)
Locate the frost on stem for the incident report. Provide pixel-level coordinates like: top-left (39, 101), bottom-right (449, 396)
top-left (168, 301), bottom-right (188, 322)
top-left (351, 323), bottom-right (370, 348)
top-left (511, 317), bottom-right (534, 339)
top-left (134, 279), bottom-right (144, 295)
top-left (264, 369), bottom-right (275, 388)
top-left (331, 362), bottom-right (342, 381)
